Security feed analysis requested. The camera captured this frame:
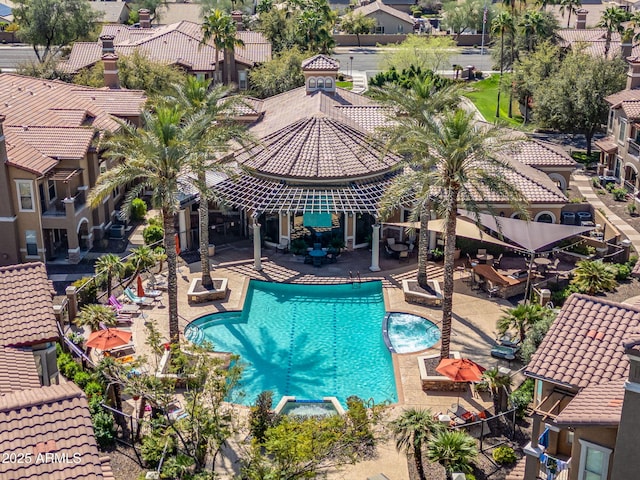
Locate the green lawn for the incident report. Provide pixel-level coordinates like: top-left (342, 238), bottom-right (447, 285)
top-left (336, 81), bottom-right (353, 90)
top-left (464, 75), bottom-right (530, 129)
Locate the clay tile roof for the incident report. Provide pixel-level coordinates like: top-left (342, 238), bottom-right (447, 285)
top-left (526, 294), bottom-right (640, 389)
top-left (334, 105), bottom-right (392, 132)
top-left (301, 54), bottom-right (340, 71)
top-left (508, 140), bottom-right (577, 168)
top-left (353, 1), bottom-right (415, 25)
top-left (555, 379), bottom-right (626, 426)
top-left (0, 263), bottom-right (58, 347)
top-left (0, 347), bottom-right (41, 395)
top-left (606, 88), bottom-right (640, 106)
top-left (505, 457), bottom-right (527, 480)
top-left (236, 116), bottom-right (400, 180)
top-left (622, 100), bottom-right (640, 120)
top-left (595, 136), bottom-right (619, 154)
top-left (6, 126), bottom-right (96, 160)
top-left (0, 383), bottom-right (107, 479)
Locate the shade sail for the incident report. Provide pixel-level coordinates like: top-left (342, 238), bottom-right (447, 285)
top-left (460, 211), bottom-right (595, 253)
top-left (383, 218), bottom-right (515, 248)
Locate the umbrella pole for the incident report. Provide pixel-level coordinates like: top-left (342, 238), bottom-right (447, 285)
top-left (524, 251), bottom-right (536, 305)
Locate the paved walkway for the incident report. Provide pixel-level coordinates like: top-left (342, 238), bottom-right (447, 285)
top-left (573, 171), bottom-right (640, 253)
top-left (349, 69), bottom-right (368, 94)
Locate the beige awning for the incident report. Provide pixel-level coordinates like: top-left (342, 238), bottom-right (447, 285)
top-left (383, 219), bottom-right (514, 248)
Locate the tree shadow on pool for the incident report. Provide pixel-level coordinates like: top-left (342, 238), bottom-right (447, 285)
top-left (220, 322), bottom-right (336, 404)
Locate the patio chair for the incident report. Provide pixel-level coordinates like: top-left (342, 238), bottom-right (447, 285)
top-left (490, 344), bottom-right (518, 361)
top-left (495, 253), bottom-right (503, 268)
top-left (477, 248), bottom-right (487, 257)
top-left (486, 280), bottom-right (500, 298)
top-left (109, 295), bottom-right (140, 313)
top-left (124, 287), bottom-right (155, 306)
top-left (387, 237), bottom-right (395, 247)
top-left (313, 242), bottom-right (322, 251)
top-left (398, 251), bottom-right (409, 262)
top-left (275, 239), bottom-right (289, 253)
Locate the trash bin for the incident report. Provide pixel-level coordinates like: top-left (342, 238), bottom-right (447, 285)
top-left (208, 244), bottom-right (215, 256)
top-left (561, 212), bottom-right (576, 225)
top-left (577, 211), bottom-right (592, 224)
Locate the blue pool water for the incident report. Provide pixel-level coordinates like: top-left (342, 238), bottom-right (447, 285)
top-left (384, 312), bottom-right (441, 354)
top-left (185, 280), bottom-right (397, 407)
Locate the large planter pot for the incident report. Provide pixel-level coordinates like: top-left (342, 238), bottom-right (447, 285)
top-left (454, 249), bottom-right (461, 260)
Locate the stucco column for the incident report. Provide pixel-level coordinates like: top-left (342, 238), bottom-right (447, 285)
top-left (253, 220), bottom-right (262, 271)
top-left (369, 223), bottom-right (381, 272)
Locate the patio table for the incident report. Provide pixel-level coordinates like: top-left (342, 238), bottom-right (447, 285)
top-left (476, 253), bottom-right (494, 264)
top-left (309, 249), bottom-right (327, 267)
top-left (389, 243), bottom-right (408, 252)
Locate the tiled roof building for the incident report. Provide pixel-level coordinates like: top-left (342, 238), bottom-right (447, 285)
top-left (0, 383), bottom-right (113, 479)
top-left (0, 74), bottom-right (145, 265)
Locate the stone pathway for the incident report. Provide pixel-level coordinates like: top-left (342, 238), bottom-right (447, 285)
top-left (573, 171), bottom-right (640, 253)
top-left (350, 70), bottom-right (368, 94)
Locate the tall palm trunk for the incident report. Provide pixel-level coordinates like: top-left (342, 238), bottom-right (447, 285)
top-left (605, 32), bottom-right (612, 58)
top-left (215, 47), bottom-right (220, 83)
top-left (163, 209), bottom-right (180, 344)
top-left (440, 191), bottom-right (459, 360)
top-left (496, 31), bottom-right (504, 118)
top-left (198, 172), bottom-right (213, 289)
top-left (417, 204), bottom-right (430, 289)
top-left (414, 442), bottom-right (426, 480)
top-left (567, 8), bottom-right (572, 28)
top-left (508, 31), bottom-right (514, 118)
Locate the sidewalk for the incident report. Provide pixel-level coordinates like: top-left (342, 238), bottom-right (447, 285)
top-left (349, 70), bottom-right (368, 94)
top-left (573, 171), bottom-right (640, 253)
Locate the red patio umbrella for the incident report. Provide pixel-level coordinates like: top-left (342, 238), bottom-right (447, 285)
top-left (86, 328), bottom-right (132, 351)
top-left (436, 358), bottom-right (486, 409)
top-left (137, 275), bottom-right (145, 298)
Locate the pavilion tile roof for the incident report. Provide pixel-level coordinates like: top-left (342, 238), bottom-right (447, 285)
top-left (0, 383), bottom-right (110, 479)
top-left (0, 73), bottom-right (145, 174)
top-left (526, 294), bottom-right (640, 389)
top-left (61, 22), bottom-right (271, 74)
top-left (554, 379), bottom-right (625, 426)
top-left (0, 263), bottom-right (58, 348)
top-left (508, 140), bottom-right (577, 168)
top-left (352, 1), bottom-right (415, 25)
top-left (0, 346), bottom-right (41, 395)
top-left (334, 105), bottom-right (392, 132)
top-left (235, 116), bottom-right (400, 180)
top-left (301, 54), bottom-right (340, 71)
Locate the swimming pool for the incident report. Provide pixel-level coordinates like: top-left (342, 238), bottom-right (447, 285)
top-left (185, 280), bottom-right (397, 407)
top-left (383, 312), bottom-right (441, 354)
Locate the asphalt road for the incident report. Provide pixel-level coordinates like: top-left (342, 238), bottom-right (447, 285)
top-left (0, 45), bottom-right (40, 71)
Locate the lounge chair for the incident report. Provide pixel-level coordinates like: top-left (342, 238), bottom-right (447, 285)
top-left (491, 344), bottom-right (518, 361)
top-left (124, 287), bottom-right (155, 306)
top-left (108, 295), bottom-right (140, 313)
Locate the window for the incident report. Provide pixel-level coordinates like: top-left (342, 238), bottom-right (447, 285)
top-left (48, 179), bottom-right (56, 202)
top-left (608, 110), bottom-right (614, 131)
top-left (317, 78), bottom-right (324, 89)
top-left (578, 440), bottom-right (612, 480)
top-left (536, 380), bottom-right (543, 405)
top-left (238, 70), bottom-right (247, 90)
top-left (99, 162), bottom-right (107, 175)
top-left (25, 230), bottom-right (37, 256)
top-left (16, 180), bottom-right (35, 211)
top-left (196, 73), bottom-right (205, 82)
top-left (325, 78), bottom-right (333, 89)
top-left (309, 78), bottom-right (316, 89)
top-left (619, 120), bottom-right (627, 144)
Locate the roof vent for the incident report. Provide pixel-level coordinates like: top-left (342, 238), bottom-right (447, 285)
top-left (586, 330), bottom-right (605, 340)
top-left (22, 126), bottom-right (28, 131)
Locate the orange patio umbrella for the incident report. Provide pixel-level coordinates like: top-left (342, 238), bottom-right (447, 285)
top-left (436, 358), bottom-right (486, 382)
top-left (86, 328), bottom-right (132, 351)
top-left (137, 275), bottom-right (145, 298)
top-left (175, 233), bottom-right (180, 255)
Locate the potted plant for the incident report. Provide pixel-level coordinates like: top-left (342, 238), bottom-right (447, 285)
top-left (329, 236), bottom-right (345, 255)
top-left (628, 202), bottom-right (638, 216)
top-left (430, 248), bottom-right (444, 261)
top-left (290, 238), bottom-right (308, 256)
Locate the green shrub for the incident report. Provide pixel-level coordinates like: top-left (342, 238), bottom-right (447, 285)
top-left (122, 260), bottom-right (137, 280)
top-left (290, 238), bottom-right (308, 255)
top-left (492, 445), bottom-right (517, 465)
top-left (613, 263), bottom-right (632, 281)
top-left (73, 371), bottom-right (92, 389)
top-left (141, 431), bottom-right (175, 468)
top-left (72, 277), bottom-right (97, 306)
top-left (130, 198), bottom-right (147, 221)
top-left (60, 358), bottom-right (80, 379)
top-left (628, 202), bottom-right (638, 216)
top-left (92, 409), bottom-right (116, 448)
top-left (550, 284), bottom-right (579, 307)
top-left (84, 381), bottom-right (104, 399)
top-left (572, 151), bottom-right (600, 165)
top-left (509, 378), bottom-right (534, 419)
top-left (143, 224), bottom-right (164, 245)
top-left (606, 182), bottom-right (615, 192)
top-left (592, 177), bottom-right (601, 188)
top-left (612, 188), bottom-right (628, 201)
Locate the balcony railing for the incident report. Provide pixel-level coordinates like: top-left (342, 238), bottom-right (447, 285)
top-left (628, 138), bottom-right (640, 158)
top-left (539, 454), bottom-right (571, 480)
top-left (42, 189), bottom-right (86, 217)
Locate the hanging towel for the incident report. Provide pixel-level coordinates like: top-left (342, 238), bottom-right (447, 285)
top-left (539, 426), bottom-right (550, 449)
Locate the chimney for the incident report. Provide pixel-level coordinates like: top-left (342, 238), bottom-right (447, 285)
top-left (231, 10), bottom-right (244, 31)
top-left (100, 34), bottom-right (115, 55)
top-left (139, 9), bottom-right (151, 29)
top-left (622, 42), bottom-right (633, 60)
top-left (102, 53), bottom-right (120, 89)
top-left (627, 56), bottom-right (640, 90)
top-left (576, 9), bottom-right (587, 30)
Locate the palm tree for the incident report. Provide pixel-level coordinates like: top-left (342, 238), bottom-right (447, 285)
top-left (571, 260), bottom-right (617, 295)
top-left (75, 304), bottom-right (117, 332)
top-left (491, 11), bottom-right (515, 118)
top-left (390, 408), bottom-right (442, 480)
top-left (482, 367), bottom-right (512, 415)
top-left (598, 7), bottom-right (630, 58)
top-left (89, 106), bottom-right (194, 344)
top-left (94, 253), bottom-right (125, 300)
top-left (427, 430), bottom-right (478, 479)
top-left (123, 245), bottom-right (158, 289)
top-left (519, 9), bottom-right (546, 52)
top-left (424, 109), bottom-right (526, 360)
top-left (162, 78), bottom-right (250, 290)
top-left (220, 18), bottom-right (245, 86)
top-left (375, 76), bottom-right (461, 289)
top-left (202, 9), bottom-right (231, 84)
top-left (497, 303), bottom-right (553, 343)
top-left (559, 0), bottom-right (582, 28)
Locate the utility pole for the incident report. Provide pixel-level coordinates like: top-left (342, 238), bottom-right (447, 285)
top-left (481, 1), bottom-right (488, 57)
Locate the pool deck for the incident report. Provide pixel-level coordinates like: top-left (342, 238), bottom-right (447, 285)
top-left (131, 244), bottom-right (519, 479)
